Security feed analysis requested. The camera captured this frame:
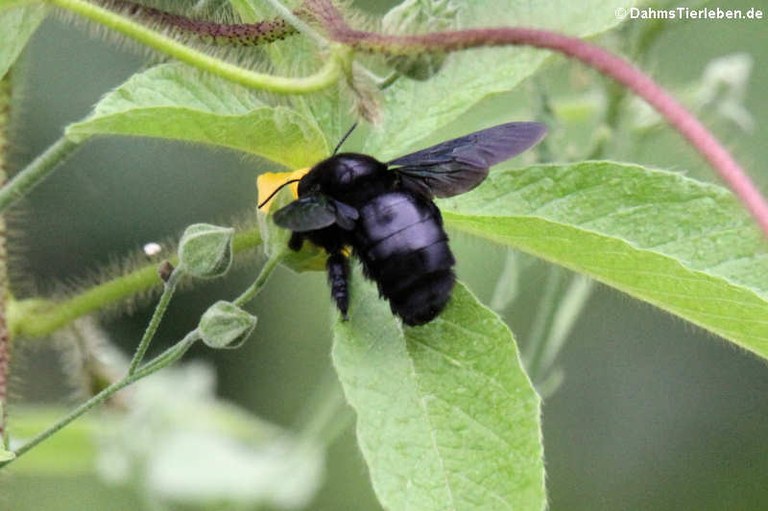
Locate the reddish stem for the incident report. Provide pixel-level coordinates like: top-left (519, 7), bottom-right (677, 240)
top-left (98, 0), bottom-right (298, 45)
top-left (306, 0), bottom-right (768, 237)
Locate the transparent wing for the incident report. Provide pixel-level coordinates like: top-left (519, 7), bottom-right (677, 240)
top-left (388, 122), bottom-right (547, 198)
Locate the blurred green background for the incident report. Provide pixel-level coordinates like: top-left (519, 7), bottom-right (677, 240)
top-left (4, 0), bottom-right (768, 509)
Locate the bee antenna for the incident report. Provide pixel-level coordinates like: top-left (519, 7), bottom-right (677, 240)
top-left (332, 122), bottom-right (358, 155)
top-left (258, 178), bottom-right (302, 209)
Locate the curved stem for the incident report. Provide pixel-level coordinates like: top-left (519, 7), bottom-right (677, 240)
top-left (8, 227), bottom-right (263, 339)
top-left (233, 252), bottom-right (283, 307)
top-left (47, 0), bottom-right (347, 94)
top-left (306, 0), bottom-right (768, 238)
top-left (0, 135), bottom-right (81, 214)
top-left (97, 0), bottom-right (299, 45)
top-left (3, 330), bottom-right (198, 465)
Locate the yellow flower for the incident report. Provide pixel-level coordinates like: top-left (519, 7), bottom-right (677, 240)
top-left (256, 168), bottom-right (309, 212)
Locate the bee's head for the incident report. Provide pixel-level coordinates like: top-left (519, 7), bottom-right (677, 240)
top-left (299, 153), bottom-right (387, 197)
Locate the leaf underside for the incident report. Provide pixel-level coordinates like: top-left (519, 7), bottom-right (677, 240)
top-left (67, 63), bottom-right (329, 169)
top-left (333, 276), bottom-right (545, 511)
top-left (0, 3), bottom-right (47, 79)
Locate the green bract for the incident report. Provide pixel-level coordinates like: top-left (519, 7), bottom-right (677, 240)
top-left (199, 301), bottom-right (258, 349)
top-left (178, 224), bottom-right (234, 279)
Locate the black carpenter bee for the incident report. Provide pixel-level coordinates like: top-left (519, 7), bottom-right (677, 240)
top-left (261, 122), bottom-right (547, 326)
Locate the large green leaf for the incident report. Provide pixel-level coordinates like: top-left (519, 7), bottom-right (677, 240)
top-left (442, 161), bottom-right (768, 358)
top-left (0, 3), bottom-right (47, 79)
top-left (333, 277), bottom-right (544, 510)
top-left (231, 0), bottom-right (355, 146)
top-left (67, 63), bottom-right (328, 169)
top-left (364, 0), bottom-right (633, 159)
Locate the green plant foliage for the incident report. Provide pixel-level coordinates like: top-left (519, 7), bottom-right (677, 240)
top-left (95, 364), bottom-right (325, 508)
top-left (231, 0), bottom-right (359, 146)
top-left (364, 0), bottom-right (634, 159)
top-left (442, 161), bottom-right (768, 357)
top-left (199, 301), bottom-right (258, 349)
top-left (66, 63), bottom-right (329, 169)
top-left (333, 276), bottom-right (544, 510)
top-left (178, 223), bottom-right (235, 279)
top-left (3, 0), bottom-right (767, 509)
top-left (0, 3), bottom-right (47, 79)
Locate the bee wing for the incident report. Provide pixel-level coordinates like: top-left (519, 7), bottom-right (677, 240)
top-left (332, 200), bottom-right (360, 230)
top-left (273, 194), bottom-right (359, 232)
top-left (388, 122), bottom-right (547, 198)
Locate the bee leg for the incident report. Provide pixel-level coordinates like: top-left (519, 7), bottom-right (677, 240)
top-left (327, 252), bottom-right (350, 320)
top-left (288, 232), bottom-right (304, 251)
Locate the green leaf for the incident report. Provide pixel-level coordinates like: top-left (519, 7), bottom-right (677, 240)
top-left (442, 161), bottom-right (768, 358)
top-left (67, 63), bottom-right (329, 169)
top-left (333, 276), bottom-right (545, 510)
top-left (0, 3), bottom-right (47, 79)
top-left (364, 0), bottom-right (633, 159)
top-left (231, 0), bottom-right (355, 145)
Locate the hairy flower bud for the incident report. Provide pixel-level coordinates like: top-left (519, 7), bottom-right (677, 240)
top-left (178, 224), bottom-right (234, 278)
top-left (199, 301), bottom-right (258, 349)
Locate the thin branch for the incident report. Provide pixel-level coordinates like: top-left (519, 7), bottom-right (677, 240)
top-left (0, 135), bottom-right (81, 215)
top-left (0, 73), bottom-right (11, 447)
top-left (262, 0), bottom-right (326, 46)
top-left (47, 0), bottom-right (347, 94)
top-left (305, 0), bottom-right (768, 238)
top-left (8, 227), bottom-right (263, 339)
top-left (127, 267), bottom-right (181, 374)
top-left (233, 251), bottom-right (283, 307)
top-left (96, 0), bottom-right (299, 45)
top-left (3, 330), bottom-right (199, 465)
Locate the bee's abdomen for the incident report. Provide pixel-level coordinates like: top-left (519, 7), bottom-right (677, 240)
top-left (354, 192), bottom-right (456, 326)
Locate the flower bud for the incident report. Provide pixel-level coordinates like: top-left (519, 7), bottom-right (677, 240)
top-left (198, 301), bottom-right (258, 349)
top-left (178, 224), bottom-right (234, 279)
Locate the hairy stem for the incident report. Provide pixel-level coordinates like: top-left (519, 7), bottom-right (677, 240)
top-left (0, 73), bottom-right (11, 446)
top-left (95, 0), bottom-right (299, 45)
top-left (0, 135), bottom-right (81, 215)
top-left (47, 0), bottom-right (348, 94)
top-left (8, 227), bottom-right (262, 339)
top-left (233, 251), bottom-right (283, 307)
top-left (262, 0), bottom-right (326, 46)
top-left (127, 267), bottom-right (181, 374)
top-left (2, 330), bottom-right (199, 465)
top-left (306, 0), bottom-right (768, 238)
